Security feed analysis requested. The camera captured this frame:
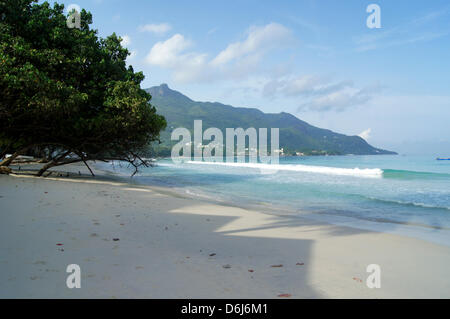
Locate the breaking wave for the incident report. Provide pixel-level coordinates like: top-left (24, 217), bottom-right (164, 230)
top-left (185, 161), bottom-right (383, 178)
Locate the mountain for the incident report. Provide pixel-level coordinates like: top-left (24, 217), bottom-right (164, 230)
top-left (146, 84), bottom-right (396, 156)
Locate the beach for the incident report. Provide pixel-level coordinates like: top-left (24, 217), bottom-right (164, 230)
top-left (1, 164), bottom-right (449, 298)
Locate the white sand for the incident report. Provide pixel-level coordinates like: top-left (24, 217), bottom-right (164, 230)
top-left (1, 166), bottom-right (449, 298)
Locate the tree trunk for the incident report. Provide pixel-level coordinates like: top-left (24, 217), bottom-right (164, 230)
top-left (36, 161), bottom-right (57, 177)
top-left (0, 166), bottom-right (12, 174)
top-left (0, 150), bottom-right (20, 166)
top-left (0, 146), bottom-right (32, 167)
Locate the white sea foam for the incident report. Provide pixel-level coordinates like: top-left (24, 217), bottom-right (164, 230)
top-left (185, 161), bottom-right (383, 178)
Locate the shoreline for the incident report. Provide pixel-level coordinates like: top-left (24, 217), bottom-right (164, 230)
top-left (11, 170), bottom-right (450, 247)
top-left (95, 161), bottom-right (450, 247)
top-left (1, 165), bottom-right (450, 298)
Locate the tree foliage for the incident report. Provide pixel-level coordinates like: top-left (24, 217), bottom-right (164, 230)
top-left (0, 0), bottom-right (166, 175)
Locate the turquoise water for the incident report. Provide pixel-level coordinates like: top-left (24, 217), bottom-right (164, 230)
top-left (102, 155), bottom-right (450, 245)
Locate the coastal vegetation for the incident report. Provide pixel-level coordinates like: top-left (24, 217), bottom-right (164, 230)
top-left (0, 0), bottom-right (166, 175)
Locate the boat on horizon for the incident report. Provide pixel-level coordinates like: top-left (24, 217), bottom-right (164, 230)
top-left (436, 158), bottom-right (450, 160)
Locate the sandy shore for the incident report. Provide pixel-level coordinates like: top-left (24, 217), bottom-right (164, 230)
top-left (1, 164), bottom-right (449, 298)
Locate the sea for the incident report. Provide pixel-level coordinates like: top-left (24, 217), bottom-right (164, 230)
top-left (99, 155), bottom-right (450, 246)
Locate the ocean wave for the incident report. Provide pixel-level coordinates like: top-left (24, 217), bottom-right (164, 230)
top-left (185, 161), bottom-right (384, 178)
top-left (159, 160), bottom-right (450, 181)
top-left (364, 196), bottom-right (450, 211)
top-left (383, 169), bottom-right (450, 180)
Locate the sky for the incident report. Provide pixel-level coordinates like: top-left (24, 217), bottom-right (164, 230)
top-left (52, 0), bottom-right (450, 155)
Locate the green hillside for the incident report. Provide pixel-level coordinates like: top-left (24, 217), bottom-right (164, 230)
top-left (147, 84), bottom-right (396, 156)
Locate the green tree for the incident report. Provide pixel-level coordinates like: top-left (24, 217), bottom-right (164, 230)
top-left (0, 0), bottom-right (166, 175)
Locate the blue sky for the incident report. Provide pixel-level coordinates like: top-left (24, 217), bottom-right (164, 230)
top-left (53, 0), bottom-right (450, 154)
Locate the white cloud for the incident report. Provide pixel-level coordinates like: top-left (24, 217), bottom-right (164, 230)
top-left (260, 78), bottom-right (384, 112)
top-left (145, 34), bottom-right (209, 82)
top-left (358, 128), bottom-right (372, 140)
top-left (145, 23), bottom-right (293, 83)
top-left (139, 23), bottom-right (172, 35)
top-left (263, 75), bottom-right (357, 99)
top-left (279, 75), bottom-right (327, 96)
top-left (144, 30), bottom-right (376, 108)
top-left (298, 87), bottom-right (374, 112)
top-left (211, 23), bottom-right (292, 66)
top-left (120, 35), bottom-right (131, 47)
top-left (146, 34), bottom-right (192, 67)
